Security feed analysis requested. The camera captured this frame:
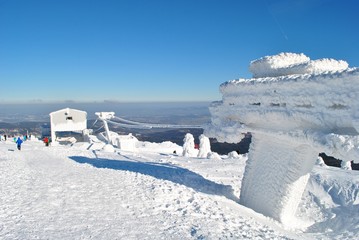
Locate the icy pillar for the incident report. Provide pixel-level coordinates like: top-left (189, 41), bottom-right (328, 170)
top-left (239, 132), bottom-right (317, 223)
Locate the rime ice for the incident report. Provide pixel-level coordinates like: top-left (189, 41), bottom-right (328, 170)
top-left (205, 52), bottom-right (359, 224)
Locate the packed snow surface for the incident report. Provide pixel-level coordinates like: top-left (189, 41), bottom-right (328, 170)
top-left (0, 138), bottom-right (358, 239)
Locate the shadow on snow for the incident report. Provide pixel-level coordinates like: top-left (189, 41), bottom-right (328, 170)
top-left (69, 156), bottom-right (239, 202)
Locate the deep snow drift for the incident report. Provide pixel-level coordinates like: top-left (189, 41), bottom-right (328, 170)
top-left (0, 136), bottom-right (358, 239)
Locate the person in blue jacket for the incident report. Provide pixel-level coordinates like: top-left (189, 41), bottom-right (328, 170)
top-left (16, 137), bottom-right (23, 150)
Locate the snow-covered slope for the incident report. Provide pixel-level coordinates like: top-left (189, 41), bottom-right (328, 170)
top-left (299, 165), bottom-right (359, 239)
top-left (1, 139), bottom-right (358, 239)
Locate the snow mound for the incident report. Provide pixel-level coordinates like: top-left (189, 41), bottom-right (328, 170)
top-left (136, 141), bottom-right (182, 154)
top-left (102, 144), bottom-right (115, 152)
top-left (207, 152), bottom-right (221, 160)
top-left (228, 151), bottom-right (240, 159)
top-left (250, 52), bottom-right (348, 78)
top-left (298, 166), bottom-right (359, 238)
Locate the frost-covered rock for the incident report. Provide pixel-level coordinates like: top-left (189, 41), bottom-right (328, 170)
top-left (315, 156), bottom-right (328, 168)
top-left (341, 160), bottom-right (352, 170)
top-left (197, 134), bottom-right (211, 158)
top-left (205, 52), bottom-right (359, 225)
top-left (182, 133), bottom-right (197, 157)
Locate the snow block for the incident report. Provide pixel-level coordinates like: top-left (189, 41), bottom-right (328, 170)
top-left (240, 132), bottom-right (316, 223)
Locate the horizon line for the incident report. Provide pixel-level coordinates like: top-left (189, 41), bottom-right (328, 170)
top-left (0, 100), bottom-right (215, 105)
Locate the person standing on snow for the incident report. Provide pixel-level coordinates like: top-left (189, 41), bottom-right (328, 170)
top-left (43, 137), bottom-right (49, 146)
top-left (16, 137), bottom-right (23, 150)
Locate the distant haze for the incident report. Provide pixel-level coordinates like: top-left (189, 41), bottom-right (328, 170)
top-left (0, 102), bottom-right (211, 125)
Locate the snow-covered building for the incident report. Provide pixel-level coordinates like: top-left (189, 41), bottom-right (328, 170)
top-left (205, 52), bottom-right (359, 224)
top-left (49, 108), bottom-right (87, 142)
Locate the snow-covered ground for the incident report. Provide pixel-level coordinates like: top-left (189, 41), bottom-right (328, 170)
top-left (1, 137), bottom-right (358, 239)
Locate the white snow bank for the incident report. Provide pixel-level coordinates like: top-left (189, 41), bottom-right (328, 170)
top-left (228, 151), bottom-right (240, 159)
top-left (250, 52), bottom-right (348, 78)
top-left (298, 166), bottom-right (359, 238)
top-left (207, 152), bottom-right (222, 160)
top-left (136, 141), bottom-right (182, 154)
top-left (102, 144), bottom-right (115, 152)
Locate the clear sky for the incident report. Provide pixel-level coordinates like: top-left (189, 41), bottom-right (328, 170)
top-left (0, 0), bottom-right (358, 103)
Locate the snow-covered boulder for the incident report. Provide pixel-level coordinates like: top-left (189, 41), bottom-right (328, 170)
top-left (228, 151), bottom-right (240, 159)
top-left (341, 160), bottom-right (352, 170)
top-left (315, 156), bottom-right (328, 168)
top-left (207, 152), bottom-right (221, 160)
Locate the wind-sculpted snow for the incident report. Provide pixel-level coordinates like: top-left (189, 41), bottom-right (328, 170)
top-left (299, 165), bottom-right (359, 239)
top-left (70, 156), bottom-right (238, 202)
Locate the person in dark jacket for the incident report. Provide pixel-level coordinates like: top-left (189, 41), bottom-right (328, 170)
top-left (16, 137), bottom-right (23, 150)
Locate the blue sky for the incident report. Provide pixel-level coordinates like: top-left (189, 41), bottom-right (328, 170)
top-left (0, 0), bottom-right (358, 103)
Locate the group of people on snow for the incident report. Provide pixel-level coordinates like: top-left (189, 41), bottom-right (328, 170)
top-left (0, 134), bottom-right (51, 150)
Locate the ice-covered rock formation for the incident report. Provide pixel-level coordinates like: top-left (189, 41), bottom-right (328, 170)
top-left (182, 133), bottom-right (197, 157)
top-left (249, 52), bottom-right (348, 78)
top-left (205, 52), bottom-right (359, 224)
top-left (197, 134), bottom-right (211, 158)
